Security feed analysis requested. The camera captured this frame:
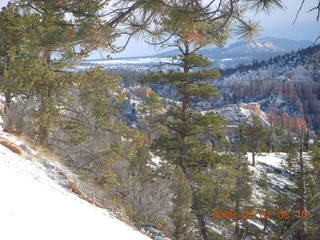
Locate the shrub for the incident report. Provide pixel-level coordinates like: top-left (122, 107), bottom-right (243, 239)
top-left (0, 97), bottom-right (37, 137)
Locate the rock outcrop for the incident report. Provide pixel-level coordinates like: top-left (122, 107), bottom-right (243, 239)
top-left (215, 103), bottom-right (314, 135)
top-left (215, 64), bottom-right (320, 132)
top-left (133, 87), bottom-right (154, 99)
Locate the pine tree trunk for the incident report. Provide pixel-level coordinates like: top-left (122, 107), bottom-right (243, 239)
top-left (235, 197), bottom-right (240, 239)
top-left (39, 124), bottom-right (48, 146)
top-left (4, 91), bottom-right (11, 113)
top-left (176, 45), bottom-right (211, 240)
top-left (4, 92), bottom-right (12, 131)
top-left (190, 184), bottom-right (209, 240)
top-left (252, 151), bottom-right (256, 167)
top-left (235, 155), bottom-right (241, 240)
top-left (37, 48), bottom-right (51, 146)
top-left (298, 137), bottom-right (307, 240)
top-left (263, 219), bottom-right (268, 232)
top-left (196, 213), bottom-right (209, 240)
top-left (38, 94), bottom-right (49, 146)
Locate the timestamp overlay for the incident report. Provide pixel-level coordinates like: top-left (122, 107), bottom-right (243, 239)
top-left (211, 209), bottom-right (308, 220)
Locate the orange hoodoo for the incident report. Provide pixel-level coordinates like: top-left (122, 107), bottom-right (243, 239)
top-left (133, 87), bottom-right (154, 99)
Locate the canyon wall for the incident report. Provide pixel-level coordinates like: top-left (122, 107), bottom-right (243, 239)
top-left (216, 66), bottom-right (320, 132)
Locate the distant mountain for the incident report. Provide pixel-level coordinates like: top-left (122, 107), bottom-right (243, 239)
top-left (80, 37), bottom-right (313, 71)
top-left (142, 44), bottom-right (320, 132)
top-left (156, 37), bottom-right (313, 68)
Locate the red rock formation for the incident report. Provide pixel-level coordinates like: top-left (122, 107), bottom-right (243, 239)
top-left (133, 87), bottom-right (153, 99)
top-left (267, 112), bottom-right (315, 135)
top-left (226, 79), bottom-right (320, 131)
top-left (242, 103), bottom-right (263, 116)
top-left (240, 103), bottom-right (311, 133)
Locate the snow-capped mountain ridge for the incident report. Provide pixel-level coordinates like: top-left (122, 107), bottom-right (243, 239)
top-left (80, 37), bottom-right (313, 70)
top-left (155, 37), bottom-right (313, 68)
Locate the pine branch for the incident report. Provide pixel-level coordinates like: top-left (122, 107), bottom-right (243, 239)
top-left (280, 192), bottom-right (320, 240)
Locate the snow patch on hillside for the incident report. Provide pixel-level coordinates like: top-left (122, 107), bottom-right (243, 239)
top-left (247, 152), bottom-right (294, 204)
top-left (0, 128), bottom-right (150, 240)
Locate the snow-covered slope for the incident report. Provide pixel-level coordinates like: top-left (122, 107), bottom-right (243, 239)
top-left (247, 152), bottom-right (294, 205)
top-left (0, 129), bottom-right (150, 240)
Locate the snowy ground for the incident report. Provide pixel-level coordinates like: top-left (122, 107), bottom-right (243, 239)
top-left (247, 152), bottom-right (295, 204)
top-left (0, 128), bottom-right (150, 240)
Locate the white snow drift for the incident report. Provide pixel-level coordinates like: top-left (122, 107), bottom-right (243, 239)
top-left (0, 129), bottom-right (150, 240)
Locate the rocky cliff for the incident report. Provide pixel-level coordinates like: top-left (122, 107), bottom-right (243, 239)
top-left (212, 47), bottom-right (320, 132)
top-left (214, 102), bottom-right (313, 135)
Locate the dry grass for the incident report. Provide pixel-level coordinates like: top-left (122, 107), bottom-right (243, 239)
top-left (7, 135), bottom-right (60, 163)
top-left (15, 136), bottom-right (102, 208)
top-left (67, 180), bottom-right (103, 208)
top-left (15, 135), bottom-right (38, 151)
top-left (0, 138), bottom-right (22, 155)
top-left (35, 147), bottom-right (62, 163)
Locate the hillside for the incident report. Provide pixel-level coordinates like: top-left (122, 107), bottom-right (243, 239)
top-left (0, 117), bottom-right (314, 240)
top-left (1, 2), bottom-right (319, 240)
top-left (0, 125), bottom-right (151, 240)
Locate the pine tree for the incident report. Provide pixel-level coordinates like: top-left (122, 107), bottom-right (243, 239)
top-left (137, 0), bottom-right (286, 238)
top-left (0, 0), bottom-right (151, 144)
top-left (16, 0), bottom-right (115, 144)
top-left (140, 13), bottom-right (229, 239)
top-left (138, 92), bottom-right (164, 143)
top-left (0, 3), bottom-right (33, 109)
top-left (243, 115), bottom-right (269, 167)
top-left (258, 170), bottom-right (274, 233)
top-left (232, 125), bottom-right (253, 240)
top-left (308, 144), bottom-right (320, 238)
top-left (170, 167), bottom-right (195, 240)
top-left (274, 133), bottom-right (320, 240)
top-left (143, 53), bottom-right (227, 239)
top-left (139, 2), bottom-right (255, 238)
top-left (50, 67), bottom-right (127, 166)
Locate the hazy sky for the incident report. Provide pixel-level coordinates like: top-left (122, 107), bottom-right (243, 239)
top-left (0, 0), bottom-right (318, 58)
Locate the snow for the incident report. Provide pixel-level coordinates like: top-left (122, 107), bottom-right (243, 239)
top-left (147, 153), bottom-right (167, 170)
top-left (88, 57), bottom-right (173, 65)
top-left (249, 152), bottom-right (286, 169)
top-left (211, 103), bottom-right (271, 128)
top-left (240, 152), bottom-right (298, 231)
top-left (0, 129), bottom-right (150, 240)
top-left (247, 219), bottom-right (264, 230)
top-left (239, 107), bottom-right (253, 119)
top-left (247, 152), bottom-right (296, 206)
top-left (221, 58), bottom-right (233, 62)
top-left (151, 154), bottom-right (162, 166)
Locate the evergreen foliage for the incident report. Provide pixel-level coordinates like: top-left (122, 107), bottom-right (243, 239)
top-left (138, 0), bottom-right (260, 237)
top-left (1, 1), bottom-right (313, 239)
top-left (242, 115), bottom-right (269, 166)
